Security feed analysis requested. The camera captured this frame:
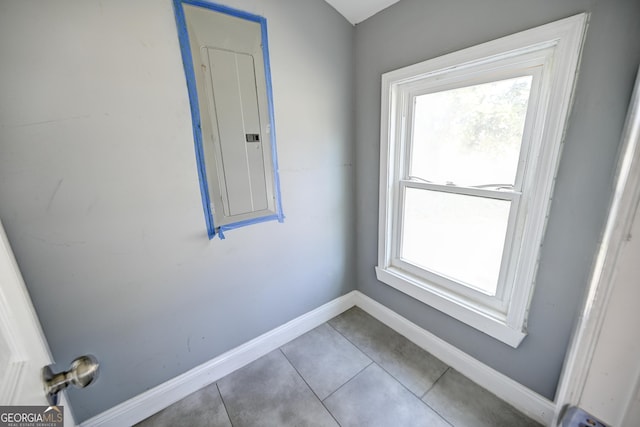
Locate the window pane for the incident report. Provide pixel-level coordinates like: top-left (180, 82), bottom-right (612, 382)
top-left (410, 76), bottom-right (532, 187)
top-left (401, 188), bottom-right (511, 295)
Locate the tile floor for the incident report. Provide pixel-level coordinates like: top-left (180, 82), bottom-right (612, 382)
top-left (136, 307), bottom-right (542, 427)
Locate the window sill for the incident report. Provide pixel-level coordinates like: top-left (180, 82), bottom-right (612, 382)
top-left (375, 266), bottom-right (527, 348)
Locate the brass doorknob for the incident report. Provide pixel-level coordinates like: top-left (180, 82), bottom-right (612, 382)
top-left (42, 355), bottom-right (99, 405)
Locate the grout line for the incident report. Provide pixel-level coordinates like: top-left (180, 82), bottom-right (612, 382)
top-left (325, 319), bottom-right (345, 336)
top-left (369, 359), bottom-right (428, 400)
top-left (326, 317), bottom-right (373, 365)
top-left (422, 366), bottom-right (450, 400)
top-left (321, 360), bottom-right (374, 403)
top-left (278, 347), bottom-right (344, 426)
top-left (278, 348), bottom-right (322, 400)
top-left (320, 400), bottom-right (343, 427)
top-left (419, 368), bottom-right (456, 427)
top-left (422, 399), bottom-right (455, 427)
top-left (420, 365), bottom-right (455, 427)
top-left (215, 382), bottom-right (234, 427)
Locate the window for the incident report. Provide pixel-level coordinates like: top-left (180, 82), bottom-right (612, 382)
top-left (173, 0), bottom-right (284, 239)
top-left (376, 14), bottom-right (588, 347)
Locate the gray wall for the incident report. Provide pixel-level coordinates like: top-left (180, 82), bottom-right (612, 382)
top-left (0, 0), bottom-right (354, 422)
top-left (354, 0), bottom-right (640, 400)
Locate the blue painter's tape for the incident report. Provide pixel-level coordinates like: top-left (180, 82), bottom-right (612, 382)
top-left (217, 214), bottom-right (282, 237)
top-left (172, 0), bottom-right (217, 239)
top-left (182, 0), bottom-right (264, 23)
top-left (260, 18), bottom-right (285, 223)
top-left (174, 0), bottom-right (285, 239)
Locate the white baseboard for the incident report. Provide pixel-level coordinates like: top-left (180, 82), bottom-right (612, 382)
top-left (80, 291), bottom-right (357, 427)
top-left (353, 292), bottom-right (555, 425)
top-left (81, 290), bottom-right (553, 426)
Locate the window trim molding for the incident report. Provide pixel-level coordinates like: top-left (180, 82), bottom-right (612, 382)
top-left (376, 13), bottom-right (589, 347)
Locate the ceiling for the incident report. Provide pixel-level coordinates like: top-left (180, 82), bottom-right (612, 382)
top-left (323, 0), bottom-right (402, 25)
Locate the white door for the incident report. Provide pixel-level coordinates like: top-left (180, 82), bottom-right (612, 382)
top-left (554, 69), bottom-right (640, 426)
top-left (579, 201), bottom-right (640, 426)
top-left (0, 220), bottom-right (76, 425)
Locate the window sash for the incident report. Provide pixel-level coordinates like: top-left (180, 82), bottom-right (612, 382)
top-left (399, 63), bottom-right (546, 191)
top-left (408, 76), bottom-right (541, 188)
top-left (391, 182), bottom-right (521, 314)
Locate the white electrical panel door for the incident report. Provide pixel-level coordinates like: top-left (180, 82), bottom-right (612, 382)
top-left (203, 47), bottom-right (269, 217)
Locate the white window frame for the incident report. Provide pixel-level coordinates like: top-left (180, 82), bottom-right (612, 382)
top-left (376, 13), bottom-right (588, 347)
